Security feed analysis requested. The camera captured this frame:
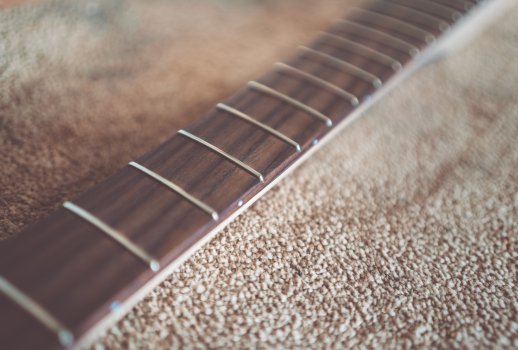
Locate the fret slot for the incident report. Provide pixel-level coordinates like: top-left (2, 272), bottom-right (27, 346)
top-left (379, 2), bottom-right (451, 31)
top-left (298, 46), bottom-right (382, 88)
top-left (177, 129), bottom-right (265, 182)
top-left (216, 103), bottom-right (301, 152)
top-left (319, 32), bottom-right (402, 71)
top-left (351, 7), bottom-right (436, 43)
top-left (128, 162), bottom-right (220, 220)
top-left (274, 62), bottom-right (360, 105)
top-left (63, 201), bottom-right (160, 272)
top-left (337, 19), bottom-right (420, 56)
top-left (0, 276), bottom-right (74, 347)
top-left (247, 81), bottom-right (333, 127)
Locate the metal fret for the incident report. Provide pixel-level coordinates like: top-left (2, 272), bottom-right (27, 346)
top-left (416, 0), bottom-right (464, 17)
top-left (0, 275), bottom-right (74, 347)
top-left (319, 32), bottom-right (402, 71)
top-left (338, 19), bottom-right (420, 56)
top-left (299, 46), bottom-right (382, 88)
top-left (274, 62), bottom-right (360, 106)
top-left (216, 103), bottom-right (301, 152)
top-left (432, 0), bottom-right (473, 11)
top-left (390, 0), bottom-right (463, 20)
top-left (64, 201), bottom-right (161, 272)
top-left (177, 129), bottom-right (265, 182)
top-left (247, 81), bottom-right (334, 127)
top-left (351, 7), bottom-right (436, 43)
top-left (381, 1), bottom-right (451, 31)
top-left (128, 161), bottom-right (219, 220)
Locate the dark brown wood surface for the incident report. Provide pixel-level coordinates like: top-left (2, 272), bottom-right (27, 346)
top-left (0, 1), bottom-right (474, 348)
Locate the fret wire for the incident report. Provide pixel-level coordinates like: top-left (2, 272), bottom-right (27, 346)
top-left (380, 1), bottom-right (451, 31)
top-left (63, 201), bottom-right (160, 272)
top-left (247, 81), bottom-right (334, 127)
top-left (128, 161), bottom-right (219, 220)
top-left (351, 7), bottom-right (436, 43)
top-left (177, 129), bottom-right (265, 182)
top-left (274, 62), bottom-right (360, 105)
top-left (299, 46), bottom-right (382, 88)
top-left (403, 0), bottom-right (464, 19)
top-left (319, 32), bottom-right (402, 71)
top-left (216, 103), bottom-right (301, 152)
top-left (0, 275), bottom-right (74, 347)
top-left (431, 0), bottom-right (473, 11)
top-left (337, 19), bottom-right (420, 56)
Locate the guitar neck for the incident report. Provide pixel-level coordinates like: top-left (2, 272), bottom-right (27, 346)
top-left (0, 0), bottom-right (511, 348)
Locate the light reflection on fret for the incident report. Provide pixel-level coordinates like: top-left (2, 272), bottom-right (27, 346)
top-left (381, 1), bottom-right (451, 31)
top-left (128, 161), bottom-right (220, 220)
top-left (299, 46), bottom-right (382, 88)
top-left (217, 103), bottom-right (301, 152)
top-left (319, 32), bottom-right (402, 71)
top-left (274, 62), bottom-right (360, 106)
top-left (337, 19), bottom-right (420, 56)
top-left (177, 129), bottom-right (265, 182)
top-left (0, 276), bottom-right (74, 347)
top-left (247, 81), bottom-right (334, 127)
top-left (351, 7), bottom-right (436, 43)
top-left (64, 201), bottom-right (161, 272)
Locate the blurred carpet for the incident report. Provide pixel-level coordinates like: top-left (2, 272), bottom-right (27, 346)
top-left (0, 0), bottom-right (516, 348)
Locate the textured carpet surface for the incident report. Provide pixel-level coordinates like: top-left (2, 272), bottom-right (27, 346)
top-left (0, 0), bottom-right (517, 349)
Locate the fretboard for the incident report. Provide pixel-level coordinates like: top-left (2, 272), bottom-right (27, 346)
top-left (0, 0), bottom-right (509, 348)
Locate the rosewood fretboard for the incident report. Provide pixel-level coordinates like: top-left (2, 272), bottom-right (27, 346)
top-left (0, 0), bottom-right (504, 348)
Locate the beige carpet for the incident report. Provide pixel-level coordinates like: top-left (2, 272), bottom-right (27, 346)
top-left (0, 0), bottom-right (516, 348)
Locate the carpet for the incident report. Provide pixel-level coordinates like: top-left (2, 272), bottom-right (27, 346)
top-left (0, 0), bottom-right (516, 348)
